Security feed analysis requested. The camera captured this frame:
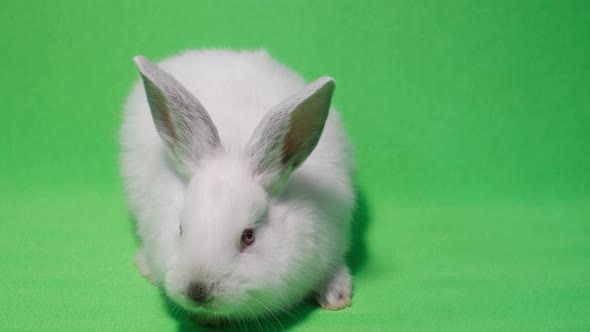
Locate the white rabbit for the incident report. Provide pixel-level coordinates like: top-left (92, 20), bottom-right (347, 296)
top-left (120, 49), bottom-right (355, 322)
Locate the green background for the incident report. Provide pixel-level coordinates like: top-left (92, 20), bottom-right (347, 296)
top-left (1, 0), bottom-right (589, 330)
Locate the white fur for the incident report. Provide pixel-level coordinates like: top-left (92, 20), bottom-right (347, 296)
top-left (120, 49), bottom-right (355, 320)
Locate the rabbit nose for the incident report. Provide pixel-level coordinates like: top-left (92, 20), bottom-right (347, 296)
top-left (187, 282), bottom-right (210, 304)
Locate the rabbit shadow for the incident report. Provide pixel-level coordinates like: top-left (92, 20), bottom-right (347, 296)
top-left (161, 187), bottom-right (371, 331)
top-left (347, 189), bottom-right (370, 275)
top-left (163, 293), bottom-right (317, 332)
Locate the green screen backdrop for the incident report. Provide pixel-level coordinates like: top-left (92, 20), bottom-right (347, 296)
top-left (1, 1), bottom-right (589, 331)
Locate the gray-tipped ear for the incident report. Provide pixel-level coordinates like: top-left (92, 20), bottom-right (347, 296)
top-left (133, 55), bottom-right (220, 177)
top-left (248, 77), bottom-right (335, 192)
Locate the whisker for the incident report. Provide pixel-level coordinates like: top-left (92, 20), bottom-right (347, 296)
top-left (251, 296), bottom-right (284, 332)
top-left (248, 295), bottom-right (272, 331)
top-left (226, 312), bottom-right (235, 331)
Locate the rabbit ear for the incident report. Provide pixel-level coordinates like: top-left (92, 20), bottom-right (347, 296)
top-left (134, 55), bottom-right (220, 177)
top-left (248, 77), bottom-right (335, 192)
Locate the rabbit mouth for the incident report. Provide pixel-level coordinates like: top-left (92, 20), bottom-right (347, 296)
top-left (185, 303), bottom-right (214, 315)
top-left (177, 295), bottom-right (255, 319)
top-left (176, 295), bottom-right (218, 312)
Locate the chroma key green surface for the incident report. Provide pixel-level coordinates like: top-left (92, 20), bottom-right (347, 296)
top-left (1, 1), bottom-right (589, 330)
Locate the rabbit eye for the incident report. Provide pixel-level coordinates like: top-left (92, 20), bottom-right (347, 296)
top-left (240, 228), bottom-right (255, 250)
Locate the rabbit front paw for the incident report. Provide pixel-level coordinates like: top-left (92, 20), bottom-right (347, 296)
top-left (315, 265), bottom-right (352, 310)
